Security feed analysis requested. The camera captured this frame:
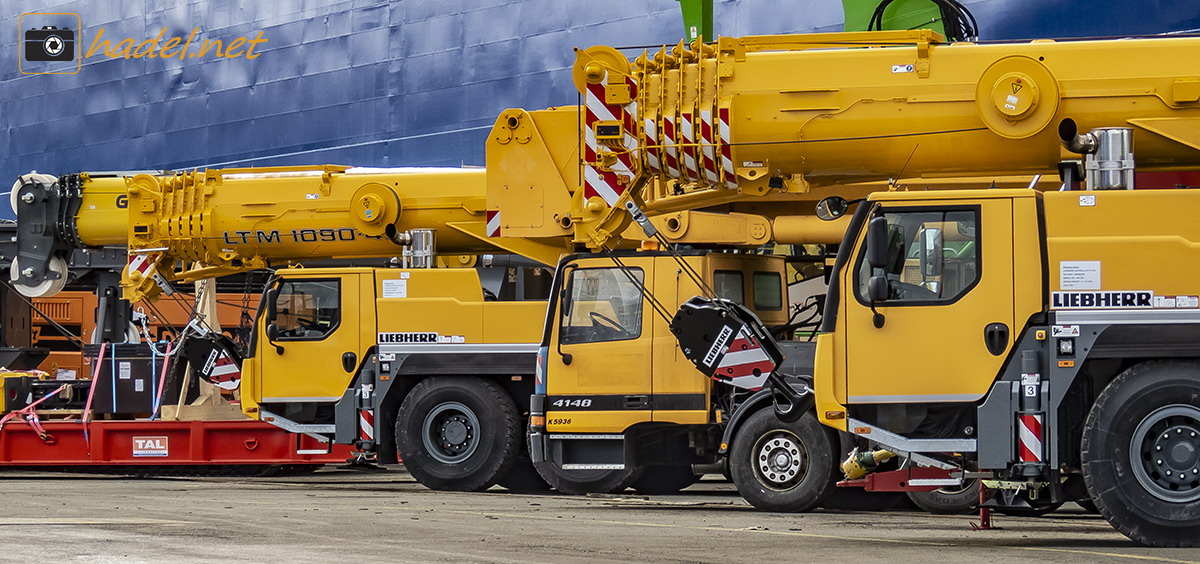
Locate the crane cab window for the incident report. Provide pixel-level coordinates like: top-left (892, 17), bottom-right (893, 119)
top-left (273, 279), bottom-right (341, 340)
top-left (560, 268), bottom-right (644, 344)
top-left (856, 208), bottom-right (980, 304)
top-left (714, 271), bottom-right (744, 304)
top-left (753, 272), bottom-right (783, 311)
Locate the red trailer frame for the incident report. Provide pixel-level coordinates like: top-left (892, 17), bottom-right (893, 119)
top-left (0, 419), bottom-right (350, 466)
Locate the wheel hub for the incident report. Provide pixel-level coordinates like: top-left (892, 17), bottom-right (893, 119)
top-left (422, 401), bottom-right (480, 465)
top-left (754, 432), bottom-right (806, 489)
top-left (1131, 404), bottom-right (1200, 502)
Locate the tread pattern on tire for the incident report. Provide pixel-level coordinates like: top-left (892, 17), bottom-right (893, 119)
top-left (1081, 361), bottom-right (1200, 548)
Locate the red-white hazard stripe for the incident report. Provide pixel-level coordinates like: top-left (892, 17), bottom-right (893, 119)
top-left (582, 75), bottom-right (640, 206)
top-left (699, 109), bottom-right (720, 185)
top-left (127, 252), bottom-right (161, 278)
top-left (209, 354), bottom-right (241, 386)
top-left (643, 117), bottom-right (661, 174)
top-left (718, 106), bottom-right (737, 190)
top-left (662, 114), bottom-right (681, 177)
top-left (714, 328), bottom-right (776, 390)
top-left (359, 409), bottom-right (375, 441)
top-left (680, 111), bottom-right (699, 182)
top-left (485, 210), bottom-right (501, 238)
top-left (1018, 414), bottom-right (1043, 462)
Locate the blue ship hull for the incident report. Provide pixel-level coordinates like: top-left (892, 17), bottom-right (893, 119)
top-left (2, 0), bottom-right (1198, 219)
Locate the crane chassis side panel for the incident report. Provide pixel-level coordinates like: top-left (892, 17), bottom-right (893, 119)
top-left (977, 314), bottom-right (1200, 472)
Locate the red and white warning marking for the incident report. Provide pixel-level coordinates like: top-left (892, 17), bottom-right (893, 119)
top-left (207, 350), bottom-right (242, 388)
top-left (1018, 414), bottom-right (1043, 462)
top-left (127, 252), bottom-right (161, 279)
top-left (582, 74), bottom-right (640, 206)
top-left (662, 114), bottom-right (681, 177)
top-left (714, 327), bottom-right (776, 390)
top-left (485, 210), bottom-right (501, 238)
top-left (718, 106), bottom-right (737, 190)
top-left (680, 111), bottom-right (699, 182)
top-left (359, 409), bottom-right (375, 441)
top-left (643, 117), bottom-right (661, 174)
top-left (699, 109), bottom-right (720, 185)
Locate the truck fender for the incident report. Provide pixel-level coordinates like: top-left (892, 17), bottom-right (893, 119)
top-left (718, 389), bottom-right (774, 455)
top-left (719, 377), bottom-right (817, 454)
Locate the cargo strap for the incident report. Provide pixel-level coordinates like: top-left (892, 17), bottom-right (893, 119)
top-left (0, 383), bottom-right (70, 444)
top-left (82, 342), bottom-right (108, 451)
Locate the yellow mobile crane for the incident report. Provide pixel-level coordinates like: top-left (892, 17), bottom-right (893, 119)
top-left (11, 166), bottom-right (570, 491)
top-left (488, 29), bottom-right (1200, 542)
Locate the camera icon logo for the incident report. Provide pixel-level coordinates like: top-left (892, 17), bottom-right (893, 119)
top-left (25, 26), bottom-right (75, 61)
top-left (18, 13), bottom-right (81, 75)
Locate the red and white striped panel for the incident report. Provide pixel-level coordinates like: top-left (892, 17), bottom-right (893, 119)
top-left (713, 327), bottom-right (777, 390)
top-left (1018, 414), bottom-right (1043, 462)
top-left (679, 111), bottom-right (699, 182)
top-left (359, 409), bottom-right (375, 441)
top-left (582, 75), bottom-right (640, 207)
top-left (485, 210), bottom-right (501, 238)
top-left (662, 114), bottom-right (681, 177)
top-left (127, 252), bottom-right (161, 279)
top-left (699, 109), bottom-right (720, 185)
top-left (207, 351), bottom-right (241, 390)
top-left (643, 117), bottom-right (661, 174)
top-left (718, 106), bottom-right (737, 190)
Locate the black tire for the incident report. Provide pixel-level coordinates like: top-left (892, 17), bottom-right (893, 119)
top-left (1076, 498), bottom-right (1100, 514)
top-left (395, 376), bottom-right (520, 492)
top-left (496, 452), bottom-right (551, 492)
top-left (907, 479), bottom-right (978, 515)
top-left (729, 409), bottom-right (835, 512)
top-left (631, 465), bottom-right (701, 495)
top-left (1082, 361), bottom-right (1200, 547)
top-left (534, 459), bottom-right (642, 495)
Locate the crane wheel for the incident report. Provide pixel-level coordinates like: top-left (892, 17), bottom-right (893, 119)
top-left (729, 409), bottom-right (835, 512)
top-left (1082, 361), bottom-right (1200, 547)
top-left (631, 465), bottom-right (701, 495)
top-left (395, 376), bottom-right (520, 492)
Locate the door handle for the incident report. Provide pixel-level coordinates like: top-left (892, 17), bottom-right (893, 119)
top-left (984, 323), bottom-right (1009, 356)
top-left (342, 352), bottom-right (357, 373)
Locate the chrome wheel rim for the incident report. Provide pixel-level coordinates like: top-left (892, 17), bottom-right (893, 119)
top-left (752, 430), bottom-right (808, 491)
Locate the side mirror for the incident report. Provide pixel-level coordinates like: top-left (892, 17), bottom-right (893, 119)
top-left (920, 227), bottom-right (944, 277)
top-left (266, 323), bottom-right (284, 355)
top-left (866, 216), bottom-right (889, 269)
top-left (265, 288), bottom-right (278, 321)
top-left (868, 275), bottom-right (889, 302)
top-left (815, 196), bottom-right (849, 221)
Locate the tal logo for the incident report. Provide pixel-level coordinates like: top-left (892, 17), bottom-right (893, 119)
top-left (132, 436), bottom-right (169, 457)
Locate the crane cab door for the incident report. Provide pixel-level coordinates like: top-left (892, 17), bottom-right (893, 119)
top-left (840, 199), bottom-right (1016, 406)
top-left (545, 259), bottom-right (654, 434)
top-left (256, 273), bottom-right (367, 404)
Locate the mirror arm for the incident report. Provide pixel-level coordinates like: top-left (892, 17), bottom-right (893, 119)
top-left (870, 302), bottom-right (885, 329)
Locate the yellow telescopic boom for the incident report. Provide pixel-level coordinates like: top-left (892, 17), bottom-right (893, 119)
top-left (489, 30), bottom-right (1200, 250)
top-left (11, 166), bottom-right (567, 302)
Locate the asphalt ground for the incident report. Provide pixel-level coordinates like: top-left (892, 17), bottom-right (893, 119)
top-left (1, 466), bottom-right (1197, 563)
